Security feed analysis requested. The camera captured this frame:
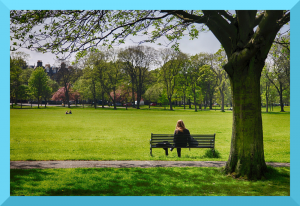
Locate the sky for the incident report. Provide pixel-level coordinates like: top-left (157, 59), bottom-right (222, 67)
top-left (15, 30), bottom-right (221, 67)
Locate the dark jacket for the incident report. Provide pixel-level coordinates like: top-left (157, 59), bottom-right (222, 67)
top-left (174, 129), bottom-right (190, 147)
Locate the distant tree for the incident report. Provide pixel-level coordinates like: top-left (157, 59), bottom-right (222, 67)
top-left (81, 66), bottom-right (101, 109)
top-left (208, 49), bottom-right (229, 112)
top-left (144, 83), bottom-right (163, 108)
top-left (28, 67), bottom-right (51, 108)
top-left (119, 45), bottom-right (157, 109)
top-left (20, 67), bottom-right (34, 85)
top-left (198, 65), bottom-right (217, 109)
top-left (159, 48), bottom-right (187, 110)
top-left (56, 61), bottom-right (80, 108)
top-left (157, 90), bottom-right (169, 110)
top-left (52, 86), bottom-right (79, 104)
top-left (188, 54), bottom-right (207, 112)
top-left (41, 79), bottom-right (54, 108)
top-left (110, 85), bottom-right (135, 106)
top-left (105, 58), bottom-right (124, 110)
top-left (176, 59), bottom-right (190, 109)
top-left (18, 84), bottom-right (29, 109)
top-left (81, 48), bottom-right (109, 108)
top-left (265, 36), bottom-right (290, 112)
top-left (10, 52), bottom-right (30, 107)
top-left (72, 78), bottom-right (88, 108)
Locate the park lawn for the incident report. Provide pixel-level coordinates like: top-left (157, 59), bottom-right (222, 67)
top-left (10, 166), bottom-right (290, 196)
top-left (10, 106), bottom-right (290, 162)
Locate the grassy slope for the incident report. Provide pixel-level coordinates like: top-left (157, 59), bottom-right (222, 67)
top-left (10, 106), bottom-right (290, 162)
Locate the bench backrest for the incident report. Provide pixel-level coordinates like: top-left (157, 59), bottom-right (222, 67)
top-left (150, 133), bottom-right (215, 148)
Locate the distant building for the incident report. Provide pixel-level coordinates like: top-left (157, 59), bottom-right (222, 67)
top-left (37, 60), bottom-right (43, 68)
top-left (28, 60), bottom-right (60, 81)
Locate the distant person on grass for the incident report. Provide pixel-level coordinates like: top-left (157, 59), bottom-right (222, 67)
top-left (170, 120), bottom-right (190, 157)
top-left (69, 110), bottom-right (72, 114)
top-left (65, 111), bottom-right (69, 114)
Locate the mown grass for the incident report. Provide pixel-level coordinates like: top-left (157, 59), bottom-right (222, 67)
top-left (10, 166), bottom-right (290, 196)
top-left (10, 106), bottom-right (290, 162)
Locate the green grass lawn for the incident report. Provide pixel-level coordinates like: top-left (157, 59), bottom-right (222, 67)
top-left (10, 166), bottom-right (290, 196)
top-left (10, 106), bottom-right (290, 162)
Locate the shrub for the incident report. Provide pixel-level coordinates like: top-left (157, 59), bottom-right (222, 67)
top-left (203, 149), bottom-right (221, 158)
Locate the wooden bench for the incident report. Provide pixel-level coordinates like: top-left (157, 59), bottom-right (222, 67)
top-left (150, 133), bottom-right (216, 156)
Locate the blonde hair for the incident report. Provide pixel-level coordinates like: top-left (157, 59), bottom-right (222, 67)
top-left (175, 120), bottom-right (186, 133)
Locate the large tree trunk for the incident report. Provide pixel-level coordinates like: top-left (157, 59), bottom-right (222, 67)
top-left (225, 60), bottom-right (267, 180)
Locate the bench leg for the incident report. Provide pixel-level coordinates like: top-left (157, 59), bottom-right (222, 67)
top-left (164, 148), bottom-right (168, 156)
top-left (150, 148), bottom-right (152, 156)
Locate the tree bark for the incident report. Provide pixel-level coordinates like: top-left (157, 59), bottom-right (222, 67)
top-left (225, 60), bottom-right (267, 179)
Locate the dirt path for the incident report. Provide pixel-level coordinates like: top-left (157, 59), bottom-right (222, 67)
top-left (10, 161), bottom-right (290, 169)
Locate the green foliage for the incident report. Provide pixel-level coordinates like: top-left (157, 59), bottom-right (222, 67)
top-left (144, 83), bottom-right (163, 103)
top-left (28, 67), bottom-right (51, 106)
top-left (10, 52), bottom-right (30, 104)
top-left (203, 149), bottom-right (221, 158)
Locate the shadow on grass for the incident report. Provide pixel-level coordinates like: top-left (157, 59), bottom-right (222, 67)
top-left (11, 166), bottom-right (289, 196)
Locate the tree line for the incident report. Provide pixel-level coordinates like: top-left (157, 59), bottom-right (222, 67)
top-left (11, 36), bottom-right (289, 112)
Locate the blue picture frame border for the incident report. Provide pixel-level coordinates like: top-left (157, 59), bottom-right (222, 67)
top-left (1, 0), bottom-right (298, 205)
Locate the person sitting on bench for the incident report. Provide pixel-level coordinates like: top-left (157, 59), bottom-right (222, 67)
top-left (169, 120), bottom-right (190, 157)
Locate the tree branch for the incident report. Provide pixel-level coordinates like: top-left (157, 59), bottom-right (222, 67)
top-left (278, 11), bottom-right (290, 27)
top-left (216, 10), bottom-right (235, 22)
top-left (253, 12), bottom-right (265, 28)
